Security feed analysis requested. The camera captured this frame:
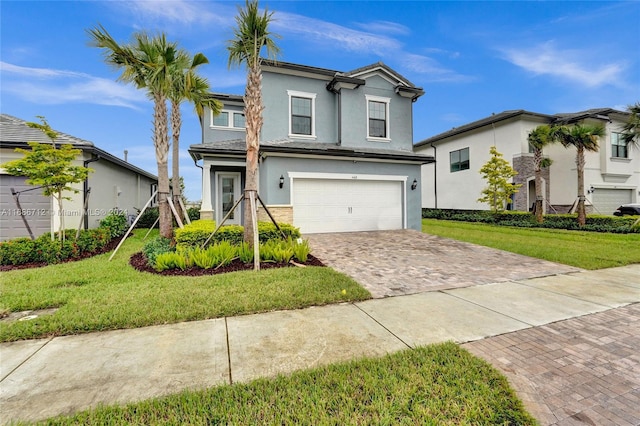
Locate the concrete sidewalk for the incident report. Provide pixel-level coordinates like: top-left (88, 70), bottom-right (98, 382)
top-left (1, 264), bottom-right (639, 425)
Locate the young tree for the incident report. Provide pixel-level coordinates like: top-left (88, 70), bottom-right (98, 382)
top-left (227, 0), bottom-right (280, 245)
top-left (527, 125), bottom-right (554, 223)
top-left (1, 117), bottom-right (91, 240)
top-left (478, 146), bottom-right (522, 213)
top-left (552, 123), bottom-right (605, 226)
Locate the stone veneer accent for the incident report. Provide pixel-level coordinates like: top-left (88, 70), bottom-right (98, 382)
top-left (512, 154), bottom-right (550, 212)
top-left (257, 205), bottom-right (294, 225)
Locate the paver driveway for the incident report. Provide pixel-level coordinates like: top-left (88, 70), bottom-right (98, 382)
top-left (307, 229), bottom-right (581, 298)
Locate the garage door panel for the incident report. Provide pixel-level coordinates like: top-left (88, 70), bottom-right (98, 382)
top-left (293, 178), bottom-right (403, 234)
top-left (1, 175), bottom-right (51, 241)
top-left (592, 189), bottom-right (632, 216)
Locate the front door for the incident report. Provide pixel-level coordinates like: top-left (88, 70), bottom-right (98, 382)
top-left (216, 172), bottom-right (241, 225)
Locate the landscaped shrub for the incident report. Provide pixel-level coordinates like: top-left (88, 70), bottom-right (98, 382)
top-left (291, 238), bottom-right (311, 263)
top-left (187, 207), bottom-right (200, 222)
top-left (422, 208), bottom-right (638, 233)
top-left (0, 238), bottom-right (36, 265)
top-left (175, 220), bottom-right (302, 249)
top-left (142, 237), bottom-right (173, 267)
top-left (134, 207), bottom-right (159, 229)
top-left (99, 211), bottom-right (128, 238)
top-left (237, 242), bottom-right (254, 264)
top-left (154, 251), bottom-right (187, 272)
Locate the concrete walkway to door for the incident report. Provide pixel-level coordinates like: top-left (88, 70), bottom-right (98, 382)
top-left (307, 230), bottom-right (582, 298)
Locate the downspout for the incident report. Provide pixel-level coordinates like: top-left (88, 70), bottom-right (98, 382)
top-left (337, 89), bottom-right (342, 145)
top-left (430, 143), bottom-right (437, 209)
top-left (83, 155), bottom-right (101, 229)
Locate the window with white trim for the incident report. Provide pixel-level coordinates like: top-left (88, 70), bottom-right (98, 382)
top-left (366, 95), bottom-right (390, 140)
top-left (287, 90), bottom-right (316, 138)
top-left (210, 110), bottom-right (245, 129)
top-left (611, 132), bottom-right (628, 158)
top-left (450, 148), bottom-right (469, 172)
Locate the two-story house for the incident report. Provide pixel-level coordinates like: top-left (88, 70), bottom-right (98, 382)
top-left (189, 61), bottom-right (433, 234)
top-left (414, 108), bottom-right (639, 215)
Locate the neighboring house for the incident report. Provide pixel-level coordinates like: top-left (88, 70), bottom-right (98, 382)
top-left (414, 108), bottom-right (639, 215)
top-left (0, 114), bottom-right (158, 241)
top-left (189, 61), bottom-right (433, 234)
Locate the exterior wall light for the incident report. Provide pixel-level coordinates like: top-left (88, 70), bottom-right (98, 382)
top-left (279, 175), bottom-right (285, 189)
top-left (411, 179), bottom-right (418, 190)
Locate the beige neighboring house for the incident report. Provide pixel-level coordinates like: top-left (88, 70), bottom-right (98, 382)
top-left (414, 108), bottom-right (639, 215)
top-left (0, 114), bottom-right (158, 241)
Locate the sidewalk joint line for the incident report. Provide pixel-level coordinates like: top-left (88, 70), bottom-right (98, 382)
top-left (0, 336), bottom-right (54, 383)
top-left (224, 317), bottom-right (233, 385)
top-left (510, 279), bottom-right (613, 309)
top-left (352, 303), bottom-right (413, 350)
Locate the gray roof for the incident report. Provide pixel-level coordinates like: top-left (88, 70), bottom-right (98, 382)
top-left (0, 114), bottom-right (157, 181)
top-left (190, 139), bottom-right (434, 164)
top-left (415, 108), bottom-right (629, 147)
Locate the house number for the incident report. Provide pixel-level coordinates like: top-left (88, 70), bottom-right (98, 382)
top-left (352, 175), bottom-right (358, 179)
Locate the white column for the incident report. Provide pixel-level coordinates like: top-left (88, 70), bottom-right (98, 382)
top-left (200, 163), bottom-right (214, 220)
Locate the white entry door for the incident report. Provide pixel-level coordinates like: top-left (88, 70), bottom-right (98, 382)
top-left (216, 172), bottom-right (241, 225)
top-left (292, 178), bottom-right (403, 234)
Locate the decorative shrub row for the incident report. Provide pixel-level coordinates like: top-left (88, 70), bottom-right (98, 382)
top-left (0, 211), bottom-right (128, 266)
top-left (422, 209), bottom-right (639, 233)
top-left (147, 237), bottom-right (312, 271)
top-left (174, 220), bottom-right (301, 249)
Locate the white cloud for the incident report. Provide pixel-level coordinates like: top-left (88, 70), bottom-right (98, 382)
top-left (272, 11), bottom-right (402, 56)
top-left (113, 0), bottom-right (233, 27)
top-left (1, 61), bottom-right (146, 109)
top-left (401, 54), bottom-right (473, 83)
top-left (500, 42), bottom-right (626, 88)
top-left (354, 20), bottom-right (411, 36)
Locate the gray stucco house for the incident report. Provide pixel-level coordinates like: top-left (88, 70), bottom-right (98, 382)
top-left (0, 114), bottom-right (158, 241)
top-left (189, 60), bottom-right (433, 234)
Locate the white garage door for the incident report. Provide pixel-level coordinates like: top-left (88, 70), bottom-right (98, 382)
top-left (293, 178), bottom-right (403, 234)
top-left (592, 188), bottom-right (632, 215)
top-left (0, 175), bottom-right (51, 241)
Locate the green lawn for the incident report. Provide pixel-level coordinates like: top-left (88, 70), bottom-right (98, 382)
top-left (423, 219), bottom-right (640, 269)
top-left (0, 230), bottom-right (370, 342)
top-left (32, 342), bottom-right (537, 426)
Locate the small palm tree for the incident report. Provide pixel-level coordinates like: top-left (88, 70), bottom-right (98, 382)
top-left (622, 102), bottom-right (640, 147)
top-left (227, 0), bottom-right (280, 245)
top-left (552, 123), bottom-right (605, 226)
top-left (168, 51), bottom-right (222, 220)
top-left (527, 125), bottom-right (554, 223)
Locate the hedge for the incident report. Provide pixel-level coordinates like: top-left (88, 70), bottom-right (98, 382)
top-left (0, 211), bottom-right (126, 266)
top-left (175, 220), bottom-right (301, 249)
top-left (422, 208), bottom-right (639, 233)
top-left (134, 206), bottom-right (201, 229)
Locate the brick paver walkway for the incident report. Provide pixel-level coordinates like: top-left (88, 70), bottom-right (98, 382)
top-left (463, 304), bottom-right (640, 426)
top-left (307, 230), bottom-right (581, 298)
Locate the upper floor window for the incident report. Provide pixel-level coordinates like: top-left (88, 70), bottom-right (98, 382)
top-left (450, 148), bottom-right (469, 172)
top-left (611, 132), bottom-right (628, 158)
top-left (288, 90), bottom-right (316, 138)
top-left (211, 110), bottom-right (245, 130)
top-left (366, 95), bottom-right (390, 141)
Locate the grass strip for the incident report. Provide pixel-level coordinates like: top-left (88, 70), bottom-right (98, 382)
top-left (31, 342), bottom-right (537, 425)
top-left (422, 219), bottom-right (640, 270)
top-left (0, 230), bottom-right (370, 342)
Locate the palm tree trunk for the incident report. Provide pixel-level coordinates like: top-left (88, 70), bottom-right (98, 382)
top-left (154, 93), bottom-right (173, 239)
top-left (171, 100), bottom-right (184, 221)
top-left (534, 148), bottom-right (544, 223)
top-left (243, 64), bottom-right (264, 245)
top-left (576, 145), bottom-right (586, 226)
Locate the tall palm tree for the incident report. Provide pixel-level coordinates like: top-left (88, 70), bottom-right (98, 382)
top-left (527, 125), bottom-right (554, 223)
top-left (552, 123), bottom-right (606, 226)
top-left (89, 26), bottom-right (179, 239)
top-left (168, 51), bottom-right (222, 220)
top-left (227, 0), bottom-right (280, 245)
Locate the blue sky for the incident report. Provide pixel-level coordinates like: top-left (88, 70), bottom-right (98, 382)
top-left (2, 1), bottom-right (639, 201)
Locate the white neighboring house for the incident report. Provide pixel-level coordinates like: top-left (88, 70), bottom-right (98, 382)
top-left (0, 114), bottom-right (158, 241)
top-left (414, 108), bottom-right (639, 215)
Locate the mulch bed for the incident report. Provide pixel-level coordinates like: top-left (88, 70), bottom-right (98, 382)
top-left (0, 236), bottom-right (124, 272)
top-left (129, 252), bottom-right (325, 276)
